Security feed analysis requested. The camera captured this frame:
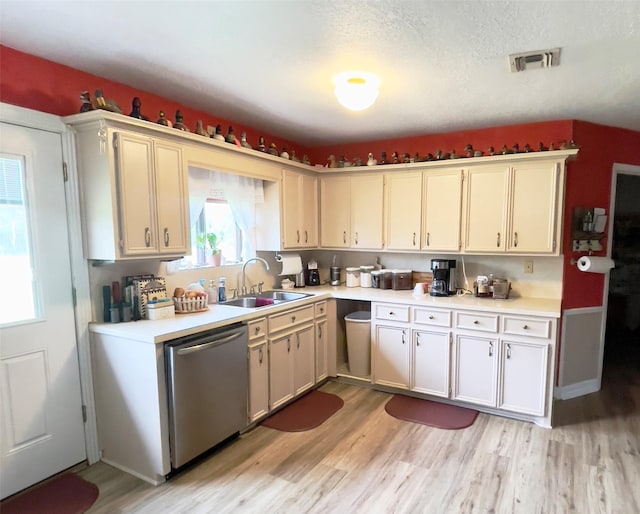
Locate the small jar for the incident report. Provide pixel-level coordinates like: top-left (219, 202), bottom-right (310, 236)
top-left (370, 270), bottom-right (383, 288)
top-left (380, 270), bottom-right (393, 289)
top-left (360, 265), bottom-right (374, 287)
top-left (346, 267), bottom-right (360, 287)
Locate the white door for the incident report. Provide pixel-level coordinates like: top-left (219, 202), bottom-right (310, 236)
top-left (0, 123), bottom-right (86, 499)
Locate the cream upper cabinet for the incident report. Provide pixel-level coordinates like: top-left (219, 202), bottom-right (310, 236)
top-left (506, 161), bottom-right (560, 254)
top-left (320, 175), bottom-right (350, 247)
top-left (350, 174), bottom-right (384, 249)
top-left (385, 172), bottom-right (422, 250)
top-left (281, 169), bottom-right (318, 248)
top-left (464, 165), bottom-right (510, 253)
top-left (422, 169), bottom-right (463, 252)
top-left (72, 126), bottom-right (189, 260)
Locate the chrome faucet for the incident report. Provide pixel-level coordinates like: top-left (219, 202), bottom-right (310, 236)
top-left (241, 257), bottom-right (270, 296)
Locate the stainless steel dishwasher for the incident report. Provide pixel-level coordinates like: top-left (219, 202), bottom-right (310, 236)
top-left (165, 323), bottom-right (248, 469)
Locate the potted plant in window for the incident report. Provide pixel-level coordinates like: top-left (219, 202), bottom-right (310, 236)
top-left (196, 232), bottom-right (222, 266)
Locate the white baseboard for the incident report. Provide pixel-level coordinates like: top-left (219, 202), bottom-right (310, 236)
top-left (554, 378), bottom-right (601, 400)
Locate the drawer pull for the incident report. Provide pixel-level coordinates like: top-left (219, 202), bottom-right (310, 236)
top-left (255, 326), bottom-right (261, 334)
top-left (291, 315), bottom-right (296, 323)
top-left (320, 308), bottom-right (324, 314)
top-left (389, 311), bottom-right (395, 316)
top-left (428, 315), bottom-right (435, 320)
top-left (473, 320), bottom-right (480, 325)
top-left (506, 343), bottom-right (512, 359)
top-left (523, 325), bottom-right (529, 330)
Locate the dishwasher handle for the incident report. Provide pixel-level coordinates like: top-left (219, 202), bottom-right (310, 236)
top-left (175, 330), bottom-right (245, 355)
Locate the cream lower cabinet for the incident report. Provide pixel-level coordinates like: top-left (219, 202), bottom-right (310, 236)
top-left (293, 324), bottom-right (315, 395)
top-left (315, 301), bottom-right (328, 382)
top-left (72, 125), bottom-right (189, 260)
top-left (268, 332), bottom-right (295, 410)
top-left (451, 333), bottom-right (499, 407)
top-left (372, 303), bottom-right (410, 389)
top-left (412, 329), bottom-right (451, 398)
top-left (247, 318), bottom-right (269, 423)
top-left (282, 169), bottom-right (318, 248)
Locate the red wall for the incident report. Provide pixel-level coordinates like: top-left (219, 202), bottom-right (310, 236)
top-left (0, 45), bottom-right (310, 158)
top-left (3, 45), bottom-right (640, 310)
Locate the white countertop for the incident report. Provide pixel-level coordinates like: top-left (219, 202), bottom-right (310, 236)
top-left (89, 286), bottom-right (561, 344)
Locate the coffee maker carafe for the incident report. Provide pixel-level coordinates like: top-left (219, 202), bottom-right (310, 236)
top-left (430, 259), bottom-right (457, 296)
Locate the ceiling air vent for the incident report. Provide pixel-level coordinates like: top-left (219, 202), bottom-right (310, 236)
top-left (509, 48), bottom-right (561, 72)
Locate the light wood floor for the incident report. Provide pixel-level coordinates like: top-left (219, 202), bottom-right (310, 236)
top-left (79, 356), bottom-right (640, 514)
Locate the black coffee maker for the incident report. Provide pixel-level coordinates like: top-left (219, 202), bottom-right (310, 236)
top-left (430, 259), bottom-right (457, 296)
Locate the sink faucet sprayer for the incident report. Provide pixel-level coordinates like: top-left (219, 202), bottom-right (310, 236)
top-left (241, 257), bottom-right (270, 296)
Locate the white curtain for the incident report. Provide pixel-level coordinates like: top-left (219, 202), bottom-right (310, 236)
top-left (187, 167), bottom-right (263, 260)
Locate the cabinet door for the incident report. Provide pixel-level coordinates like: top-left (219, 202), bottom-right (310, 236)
top-left (315, 318), bottom-right (328, 382)
top-left (320, 175), bottom-right (350, 247)
top-left (452, 334), bottom-right (498, 406)
top-left (498, 339), bottom-right (548, 416)
top-left (385, 172), bottom-right (422, 250)
top-left (281, 170), bottom-right (302, 248)
top-left (351, 174), bottom-right (384, 249)
top-left (464, 166), bottom-right (509, 252)
top-left (423, 170), bottom-right (463, 252)
top-left (300, 173), bottom-right (318, 247)
top-left (293, 324), bottom-right (315, 396)
top-left (373, 324), bottom-right (410, 389)
top-left (115, 132), bottom-right (156, 255)
top-left (412, 330), bottom-right (451, 398)
top-left (507, 162), bottom-right (559, 254)
top-left (248, 341), bottom-right (269, 422)
top-left (154, 140), bottom-right (189, 255)
top-left (269, 334), bottom-right (294, 410)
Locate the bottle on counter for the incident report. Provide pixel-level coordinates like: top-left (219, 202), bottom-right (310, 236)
top-left (218, 277), bottom-right (227, 302)
top-left (208, 280), bottom-right (218, 304)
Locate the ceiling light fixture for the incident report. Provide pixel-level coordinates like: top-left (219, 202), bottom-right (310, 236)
top-left (333, 71), bottom-right (380, 111)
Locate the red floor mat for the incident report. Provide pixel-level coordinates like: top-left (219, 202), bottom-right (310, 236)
top-left (261, 390), bottom-right (344, 432)
top-left (385, 394), bottom-right (478, 430)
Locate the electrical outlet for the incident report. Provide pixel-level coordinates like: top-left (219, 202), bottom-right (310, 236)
top-left (524, 260), bottom-right (534, 273)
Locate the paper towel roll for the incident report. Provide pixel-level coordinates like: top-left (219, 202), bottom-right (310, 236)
top-left (577, 256), bottom-right (615, 274)
top-left (276, 253), bottom-right (303, 275)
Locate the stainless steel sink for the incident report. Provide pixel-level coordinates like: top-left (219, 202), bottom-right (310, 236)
top-left (222, 297), bottom-right (282, 308)
top-left (254, 291), bottom-right (312, 301)
top-left (222, 290), bottom-right (312, 308)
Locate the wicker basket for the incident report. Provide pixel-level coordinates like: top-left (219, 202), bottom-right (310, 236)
top-left (173, 294), bottom-right (209, 313)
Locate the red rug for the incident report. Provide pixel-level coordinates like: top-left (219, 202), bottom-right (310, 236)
top-left (261, 390), bottom-right (344, 432)
top-left (1, 473), bottom-right (99, 514)
top-left (385, 395), bottom-right (478, 430)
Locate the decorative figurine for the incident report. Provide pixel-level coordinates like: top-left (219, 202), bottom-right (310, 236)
top-left (352, 156), bottom-right (362, 167)
top-left (129, 97), bottom-right (148, 120)
top-left (79, 91), bottom-right (94, 112)
top-left (240, 131), bottom-right (252, 149)
top-left (391, 151), bottom-right (399, 164)
top-left (524, 143), bottom-right (533, 153)
top-left (94, 89), bottom-right (122, 113)
top-left (424, 153), bottom-right (434, 161)
top-left (302, 154), bottom-right (311, 165)
top-left (173, 110), bottom-right (189, 131)
top-left (267, 143), bottom-right (278, 155)
top-left (473, 150), bottom-right (484, 157)
top-left (464, 144), bottom-right (474, 158)
top-left (379, 151), bottom-right (387, 165)
top-left (450, 149), bottom-right (459, 159)
top-left (258, 136), bottom-right (267, 152)
top-left (211, 124), bottom-right (225, 141)
top-left (511, 143), bottom-right (520, 154)
top-left (561, 139), bottom-right (579, 150)
top-left (157, 111), bottom-right (172, 127)
top-left (538, 142), bottom-right (549, 151)
top-left (290, 150), bottom-right (300, 162)
top-left (225, 126), bottom-right (236, 144)
top-left (338, 155), bottom-right (346, 167)
top-left (412, 152), bottom-right (420, 163)
top-left (501, 144), bottom-right (511, 155)
top-left (487, 146), bottom-right (495, 156)
top-left (403, 153), bottom-right (411, 163)
top-left (367, 153), bottom-right (377, 166)
top-left (435, 149), bottom-right (449, 160)
top-left (195, 120), bottom-right (208, 136)
top-left (548, 142), bottom-right (555, 151)
top-left (280, 147), bottom-right (290, 159)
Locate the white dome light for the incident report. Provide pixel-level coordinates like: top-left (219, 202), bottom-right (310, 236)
top-left (333, 71), bottom-right (380, 111)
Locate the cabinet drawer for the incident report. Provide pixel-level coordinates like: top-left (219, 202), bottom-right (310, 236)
top-left (502, 316), bottom-right (551, 339)
top-left (455, 311), bottom-right (499, 333)
top-left (314, 301), bottom-right (327, 318)
top-left (269, 305), bottom-right (315, 334)
top-left (413, 307), bottom-right (451, 327)
top-left (247, 318), bottom-right (267, 340)
top-left (373, 303), bottom-right (410, 323)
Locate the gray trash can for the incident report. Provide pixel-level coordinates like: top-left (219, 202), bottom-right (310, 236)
top-left (345, 311), bottom-right (371, 376)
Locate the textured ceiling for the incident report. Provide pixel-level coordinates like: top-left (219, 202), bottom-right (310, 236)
top-left (1, 1), bottom-right (640, 146)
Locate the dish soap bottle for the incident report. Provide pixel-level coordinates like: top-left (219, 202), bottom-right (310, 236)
top-left (218, 277), bottom-right (227, 303)
top-left (208, 280), bottom-right (218, 305)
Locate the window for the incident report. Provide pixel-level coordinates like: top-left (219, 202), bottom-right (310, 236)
top-left (191, 199), bottom-right (243, 266)
top-left (0, 155), bottom-right (38, 325)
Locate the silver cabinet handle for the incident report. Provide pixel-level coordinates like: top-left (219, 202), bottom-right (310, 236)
top-left (287, 337), bottom-right (291, 352)
top-left (144, 227), bottom-right (151, 247)
top-left (412, 232), bottom-right (416, 246)
top-left (416, 333), bottom-right (420, 346)
top-left (401, 330), bottom-right (406, 344)
top-left (514, 232), bottom-right (518, 247)
top-left (343, 231), bottom-right (347, 244)
top-left (426, 232), bottom-right (430, 246)
top-left (163, 227), bottom-right (169, 247)
top-left (304, 230), bottom-right (308, 243)
top-left (318, 325), bottom-right (322, 339)
top-left (259, 347), bottom-right (264, 364)
top-left (488, 341), bottom-right (493, 357)
top-left (296, 230), bottom-right (300, 243)
top-left (354, 232), bottom-right (359, 245)
top-left (296, 332), bottom-right (300, 349)
top-left (497, 232), bottom-right (501, 247)
top-left (506, 343), bottom-right (512, 359)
